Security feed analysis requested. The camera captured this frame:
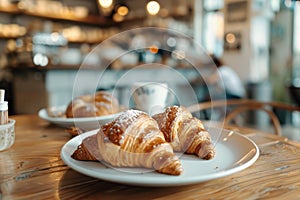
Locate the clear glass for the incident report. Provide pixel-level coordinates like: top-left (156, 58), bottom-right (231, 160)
top-left (0, 119), bottom-right (15, 151)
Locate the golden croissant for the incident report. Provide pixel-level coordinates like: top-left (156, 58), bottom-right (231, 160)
top-left (65, 91), bottom-right (119, 118)
top-left (72, 109), bottom-right (183, 175)
top-left (152, 105), bottom-right (215, 160)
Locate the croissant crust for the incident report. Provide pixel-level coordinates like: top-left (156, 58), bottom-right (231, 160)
top-left (65, 91), bottom-right (119, 118)
top-left (71, 106), bottom-right (216, 175)
top-left (72, 109), bottom-right (183, 175)
top-left (153, 105), bottom-right (215, 160)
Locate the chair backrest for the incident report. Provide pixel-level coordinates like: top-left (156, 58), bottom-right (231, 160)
top-left (187, 99), bottom-right (300, 136)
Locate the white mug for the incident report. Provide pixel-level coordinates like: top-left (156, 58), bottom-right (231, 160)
top-left (131, 82), bottom-right (169, 115)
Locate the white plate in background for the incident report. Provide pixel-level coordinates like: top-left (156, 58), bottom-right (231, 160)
top-left (60, 126), bottom-right (259, 187)
top-left (38, 106), bottom-right (121, 130)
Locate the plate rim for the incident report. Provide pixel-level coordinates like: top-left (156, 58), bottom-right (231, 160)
top-left (60, 127), bottom-right (260, 187)
top-left (38, 107), bottom-right (121, 123)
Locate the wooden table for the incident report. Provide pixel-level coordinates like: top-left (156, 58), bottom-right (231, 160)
top-left (1, 115), bottom-right (300, 199)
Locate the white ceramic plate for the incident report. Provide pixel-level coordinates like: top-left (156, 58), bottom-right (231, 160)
top-left (60, 126), bottom-right (259, 187)
top-left (38, 106), bottom-right (121, 130)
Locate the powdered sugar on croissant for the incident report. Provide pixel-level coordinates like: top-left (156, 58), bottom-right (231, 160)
top-left (91, 109), bottom-right (183, 175)
top-left (96, 109), bottom-right (183, 175)
top-left (153, 105), bottom-right (215, 160)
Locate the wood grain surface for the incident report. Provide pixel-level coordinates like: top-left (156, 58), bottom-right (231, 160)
top-left (1, 115), bottom-right (300, 200)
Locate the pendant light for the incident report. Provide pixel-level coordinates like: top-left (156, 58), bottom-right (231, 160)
top-left (146, 1), bottom-right (160, 16)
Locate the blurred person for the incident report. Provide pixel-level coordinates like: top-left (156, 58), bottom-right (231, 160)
top-left (191, 55), bottom-right (246, 102)
top-left (191, 55), bottom-right (246, 121)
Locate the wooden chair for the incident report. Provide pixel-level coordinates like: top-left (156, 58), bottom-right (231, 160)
top-left (187, 99), bottom-right (300, 136)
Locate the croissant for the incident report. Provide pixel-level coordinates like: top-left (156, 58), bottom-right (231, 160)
top-left (71, 109), bottom-right (183, 176)
top-left (152, 105), bottom-right (215, 160)
top-left (71, 134), bottom-right (102, 161)
top-left (65, 91), bottom-right (119, 118)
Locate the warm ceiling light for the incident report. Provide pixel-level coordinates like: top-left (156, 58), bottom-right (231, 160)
top-left (116, 5), bottom-right (129, 16)
top-left (113, 13), bottom-right (124, 22)
top-left (149, 45), bottom-right (159, 54)
top-left (225, 33), bottom-right (236, 44)
top-left (98, 0), bottom-right (113, 8)
top-left (146, 1), bottom-right (160, 16)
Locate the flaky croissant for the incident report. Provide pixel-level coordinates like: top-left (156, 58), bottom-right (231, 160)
top-left (71, 134), bottom-right (102, 161)
top-left (152, 105), bottom-right (215, 160)
top-left (65, 91), bottom-right (119, 118)
top-left (72, 109), bottom-right (183, 175)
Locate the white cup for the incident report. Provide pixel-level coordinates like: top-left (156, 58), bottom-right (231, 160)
top-left (131, 82), bottom-right (169, 115)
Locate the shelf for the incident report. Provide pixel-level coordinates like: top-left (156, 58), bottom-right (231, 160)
top-left (0, 5), bottom-right (19, 14)
top-left (0, 36), bottom-right (20, 39)
top-left (0, 5), bottom-right (116, 26)
top-left (9, 59), bottom-right (107, 70)
top-left (23, 10), bottom-right (115, 26)
top-left (67, 39), bottom-right (103, 44)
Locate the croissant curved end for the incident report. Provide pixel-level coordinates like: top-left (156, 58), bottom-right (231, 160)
top-left (196, 142), bottom-right (216, 160)
top-left (152, 150), bottom-right (184, 175)
top-left (158, 160), bottom-right (183, 175)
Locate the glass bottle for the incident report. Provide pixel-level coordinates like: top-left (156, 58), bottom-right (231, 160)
top-left (0, 89), bottom-right (8, 125)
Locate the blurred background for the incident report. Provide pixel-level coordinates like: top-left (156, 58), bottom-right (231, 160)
top-left (0, 0), bottom-right (299, 119)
